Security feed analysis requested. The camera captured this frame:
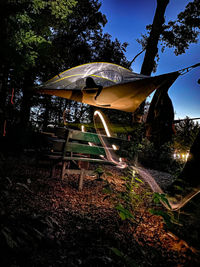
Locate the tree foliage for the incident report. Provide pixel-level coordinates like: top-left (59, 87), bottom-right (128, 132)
top-left (138, 0), bottom-right (200, 72)
top-left (0, 0), bottom-right (77, 130)
top-left (174, 117), bottom-right (200, 152)
top-left (161, 0), bottom-right (200, 55)
top-left (0, 0), bottom-right (130, 133)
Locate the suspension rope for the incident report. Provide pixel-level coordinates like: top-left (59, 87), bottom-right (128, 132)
top-left (179, 62), bottom-right (200, 75)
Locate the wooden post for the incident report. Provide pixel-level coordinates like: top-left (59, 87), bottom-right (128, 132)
top-left (78, 169), bottom-right (85, 191)
top-left (50, 159), bottom-right (57, 178)
top-left (61, 161), bottom-right (67, 180)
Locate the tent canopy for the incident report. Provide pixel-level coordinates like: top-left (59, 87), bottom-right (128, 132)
top-left (38, 62), bottom-right (180, 112)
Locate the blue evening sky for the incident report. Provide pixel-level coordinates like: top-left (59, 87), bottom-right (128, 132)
top-left (100, 0), bottom-right (200, 120)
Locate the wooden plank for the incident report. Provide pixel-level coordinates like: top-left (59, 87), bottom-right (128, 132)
top-left (55, 127), bottom-right (68, 138)
top-left (65, 169), bottom-right (95, 175)
top-left (65, 142), bottom-right (107, 156)
top-left (40, 131), bottom-right (56, 137)
top-left (63, 157), bottom-right (115, 165)
top-left (48, 155), bottom-right (114, 164)
top-left (68, 129), bottom-right (129, 145)
top-left (69, 130), bottom-right (102, 144)
top-left (49, 129), bottom-right (131, 154)
top-left (52, 139), bottom-right (65, 152)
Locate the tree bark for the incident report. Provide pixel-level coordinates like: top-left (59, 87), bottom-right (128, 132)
top-left (0, 67), bottom-right (8, 135)
top-left (141, 0), bottom-right (170, 75)
top-left (133, 0), bottom-right (170, 123)
top-left (42, 96), bottom-right (51, 130)
top-left (20, 71), bottom-right (34, 128)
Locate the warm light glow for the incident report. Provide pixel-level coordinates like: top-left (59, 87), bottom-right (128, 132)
top-left (81, 124), bottom-right (93, 147)
top-left (81, 125), bottom-right (85, 132)
top-left (112, 144), bottom-right (118, 150)
top-left (94, 110), bottom-right (127, 169)
top-left (173, 152), bottom-right (189, 161)
top-left (94, 110), bottom-right (111, 137)
top-left (94, 111), bottom-right (118, 150)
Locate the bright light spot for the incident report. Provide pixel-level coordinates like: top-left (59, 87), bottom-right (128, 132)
top-left (81, 125), bottom-right (85, 132)
top-left (112, 144), bottom-right (118, 150)
top-left (81, 125), bottom-right (93, 146)
top-left (173, 152), bottom-right (189, 161)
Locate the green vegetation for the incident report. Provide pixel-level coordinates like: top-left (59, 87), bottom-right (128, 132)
top-left (103, 168), bottom-right (152, 224)
top-left (174, 117), bottom-right (200, 152)
top-left (0, 0), bottom-right (130, 132)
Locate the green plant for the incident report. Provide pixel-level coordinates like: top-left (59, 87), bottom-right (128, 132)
top-left (119, 169), bottom-right (145, 210)
top-left (152, 192), bottom-right (171, 209)
top-left (150, 192), bottom-right (181, 228)
top-left (103, 167), bottom-right (182, 234)
top-left (103, 167), bottom-right (151, 225)
top-left (93, 166), bottom-right (112, 180)
top-left (93, 166), bottom-right (104, 179)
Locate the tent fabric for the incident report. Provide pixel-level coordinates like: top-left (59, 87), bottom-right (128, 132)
top-left (145, 72), bottom-right (179, 147)
top-left (42, 62), bottom-right (148, 90)
top-left (38, 62), bottom-right (180, 112)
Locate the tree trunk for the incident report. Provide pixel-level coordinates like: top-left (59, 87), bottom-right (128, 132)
top-left (0, 67), bottom-right (9, 128)
top-left (141, 0), bottom-right (169, 75)
top-left (133, 0), bottom-right (170, 122)
top-left (20, 71), bottom-right (34, 128)
top-left (42, 96), bottom-right (51, 130)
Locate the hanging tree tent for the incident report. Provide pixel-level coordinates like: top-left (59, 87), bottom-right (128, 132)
top-left (38, 62), bottom-right (199, 146)
top-left (38, 62), bottom-right (180, 113)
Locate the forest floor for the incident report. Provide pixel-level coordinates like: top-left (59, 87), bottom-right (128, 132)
top-left (0, 155), bottom-right (200, 267)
